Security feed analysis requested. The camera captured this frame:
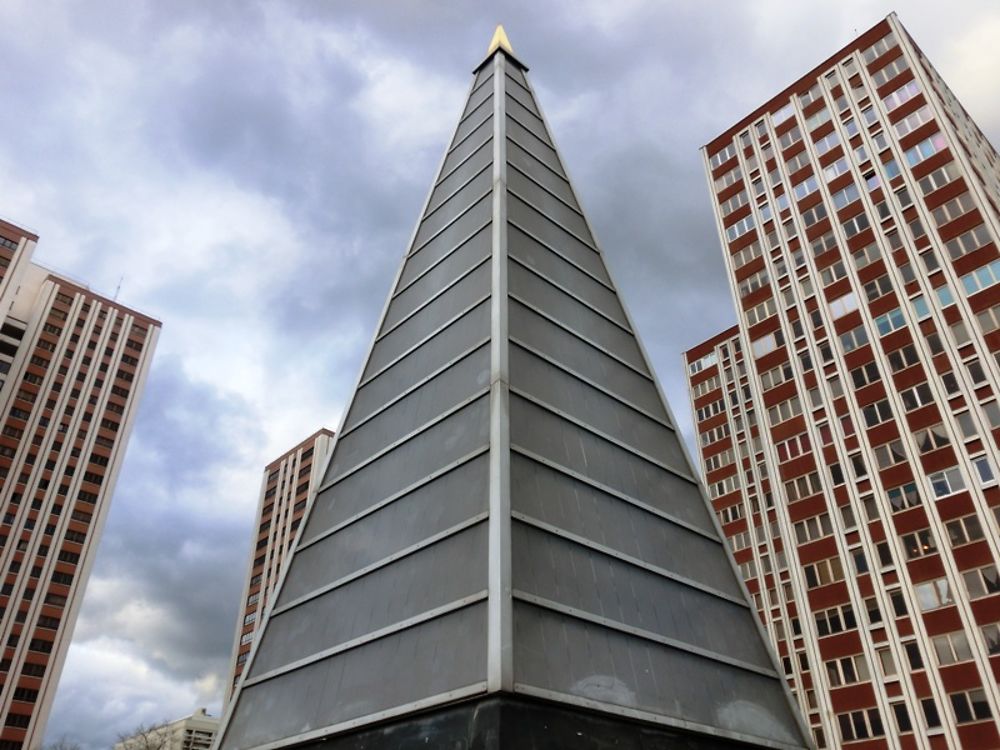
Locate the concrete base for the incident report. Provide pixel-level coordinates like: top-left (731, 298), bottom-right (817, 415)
top-left (294, 694), bottom-right (762, 749)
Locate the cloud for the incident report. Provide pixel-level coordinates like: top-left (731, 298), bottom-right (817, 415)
top-left (0, 1), bottom-right (988, 749)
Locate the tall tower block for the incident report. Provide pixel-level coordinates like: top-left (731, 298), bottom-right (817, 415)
top-left (217, 29), bottom-right (808, 750)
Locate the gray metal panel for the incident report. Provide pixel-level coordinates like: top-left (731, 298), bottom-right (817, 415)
top-left (252, 520), bottom-right (488, 676)
top-left (508, 394), bottom-right (713, 533)
top-left (508, 299), bottom-right (664, 418)
top-left (399, 211), bottom-right (490, 289)
top-left (512, 603), bottom-right (805, 746)
top-left (472, 66), bottom-right (493, 91)
top-left (505, 74), bottom-right (541, 119)
top-left (507, 224), bottom-right (624, 324)
top-left (506, 117), bottom-right (565, 179)
top-left (504, 64), bottom-right (528, 88)
top-left (279, 460), bottom-right (487, 605)
top-left (453, 99), bottom-right (492, 146)
top-left (506, 139), bottom-right (578, 210)
top-left (386, 230), bottom-right (491, 330)
top-left (224, 603), bottom-right (487, 750)
top-left (413, 168), bottom-right (492, 248)
top-left (332, 345), bottom-right (490, 477)
top-left (309, 394), bottom-right (490, 539)
top-left (509, 517), bottom-right (771, 667)
top-left (440, 116), bottom-right (492, 177)
top-left (508, 261), bottom-right (646, 372)
top-left (345, 299), bottom-right (489, 430)
top-left (506, 96), bottom-right (550, 145)
top-left (429, 139), bottom-right (493, 213)
top-left (365, 261), bottom-right (489, 377)
top-left (463, 72), bottom-right (494, 117)
top-left (509, 456), bottom-right (740, 600)
top-left (507, 168), bottom-right (591, 244)
top-left (509, 344), bottom-right (679, 469)
top-left (507, 194), bottom-right (606, 282)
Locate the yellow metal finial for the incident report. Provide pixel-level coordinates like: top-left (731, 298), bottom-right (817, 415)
top-left (487, 25), bottom-right (513, 56)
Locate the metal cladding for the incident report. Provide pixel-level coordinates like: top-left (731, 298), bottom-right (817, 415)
top-left (217, 39), bottom-right (809, 750)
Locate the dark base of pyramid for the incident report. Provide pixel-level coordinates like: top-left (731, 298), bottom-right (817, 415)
top-left (294, 694), bottom-right (763, 749)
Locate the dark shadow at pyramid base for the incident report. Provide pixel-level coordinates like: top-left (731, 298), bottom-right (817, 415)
top-left (291, 694), bottom-right (763, 750)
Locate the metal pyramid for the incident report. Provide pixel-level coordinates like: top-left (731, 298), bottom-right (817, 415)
top-left (217, 33), bottom-right (808, 750)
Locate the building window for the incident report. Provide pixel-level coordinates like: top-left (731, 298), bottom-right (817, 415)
top-left (840, 325), bottom-right (868, 353)
top-left (949, 689), bottom-right (992, 724)
top-left (932, 631), bottom-right (972, 665)
top-left (904, 132), bottom-right (947, 167)
top-left (945, 224), bottom-right (992, 260)
top-left (901, 529), bottom-right (937, 559)
top-left (946, 515), bottom-right (984, 546)
top-left (837, 708), bottom-right (884, 742)
top-left (962, 565), bottom-right (1000, 599)
top-left (972, 456), bottom-right (996, 484)
top-left (915, 578), bottom-right (953, 611)
top-left (913, 423), bottom-right (950, 453)
top-left (862, 398), bottom-right (892, 427)
top-left (928, 466), bottom-right (965, 498)
top-left (981, 623), bottom-right (1000, 655)
top-left (815, 604), bottom-right (856, 636)
top-left (803, 557), bottom-right (844, 588)
top-left (825, 654), bottom-right (869, 686)
top-left (922, 698), bottom-right (942, 728)
top-left (891, 702), bottom-right (912, 733)
top-left (873, 307), bottom-right (905, 336)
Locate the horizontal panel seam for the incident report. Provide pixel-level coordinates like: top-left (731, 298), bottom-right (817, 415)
top-left (341, 340), bottom-right (489, 437)
top-left (506, 136), bottom-right (573, 190)
top-left (359, 296), bottom-right (490, 386)
top-left (508, 255), bottom-right (632, 334)
top-left (301, 446), bottom-right (489, 550)
top-left (395, 221), bottom-right (491, 296)
top-left (507, 187), bottom-right (597, 253)
top-left (511, 512), bottom-right (745, 606)
top-left (508, 338), bottom-right (669, 425)
top-left (434, 135), bottom-right (493, 190)
top-left (446, 108), bottom-right (493, 159)
top-left (245, 590), bottom-right (490, 687)
top-left (508, 387), bottom-right (685, 475)
top-left (507, 162), bottom-right (586, 222)
top-left (509, 446), bottom-right (714, 540)
top-left (377, 255), bottom-right (491, 341)
top-left (236, 684), bottom-right (490, 750)
top-left (506, 110), bottom-right (558, 156)
top-left (511, 592), bottom-right (778, 678)
top-left (506, 217), bottom-right (611, 289)
top-left (509, 295), bottom-right (652, 380)
top-left (421, 163), bottom-right (492, 224)
top-left (320, 388), bottom-right (489, 489)
top-left (408, 189), bottom-right (492, 258)
top-left (274, 514), bottom-right (489, 614)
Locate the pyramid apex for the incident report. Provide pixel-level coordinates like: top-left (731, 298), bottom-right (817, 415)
top-left (487, 25), bottom-right (513, 56)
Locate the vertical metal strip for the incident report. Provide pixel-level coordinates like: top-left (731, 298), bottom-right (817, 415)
top-left (487, 51), bottom-right (513, 692)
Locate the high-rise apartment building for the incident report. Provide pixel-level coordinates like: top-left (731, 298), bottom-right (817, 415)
top-left (113, 707), bottom-right (219, 750)
top-left (0, 218), bottom-right (160, 749)
top-left (687, 12), bottom-right (1000, 750)
top-left (224, 428), bottom-right (333, 702)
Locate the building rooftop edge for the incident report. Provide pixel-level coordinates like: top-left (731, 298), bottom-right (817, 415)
top-left (39, 267), bottom-right (162, 327)
top-left (0, 215), bottom-right (39, 242)
top-left (264, 427), bottom-right (335, 470)
top-left (702, 13), bottom-right (896, 154)
top-left (684, 324), bottom-right (741, 360)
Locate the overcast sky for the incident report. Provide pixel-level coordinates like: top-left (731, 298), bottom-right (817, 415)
top-left (0, 1), bottom-right (996, 747)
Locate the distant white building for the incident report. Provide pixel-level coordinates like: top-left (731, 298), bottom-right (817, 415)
top-left (113, 708), bottom-right (218, 750)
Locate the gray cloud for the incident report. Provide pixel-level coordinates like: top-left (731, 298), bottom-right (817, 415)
top-left (0, 1), bottom-right (992, 748)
